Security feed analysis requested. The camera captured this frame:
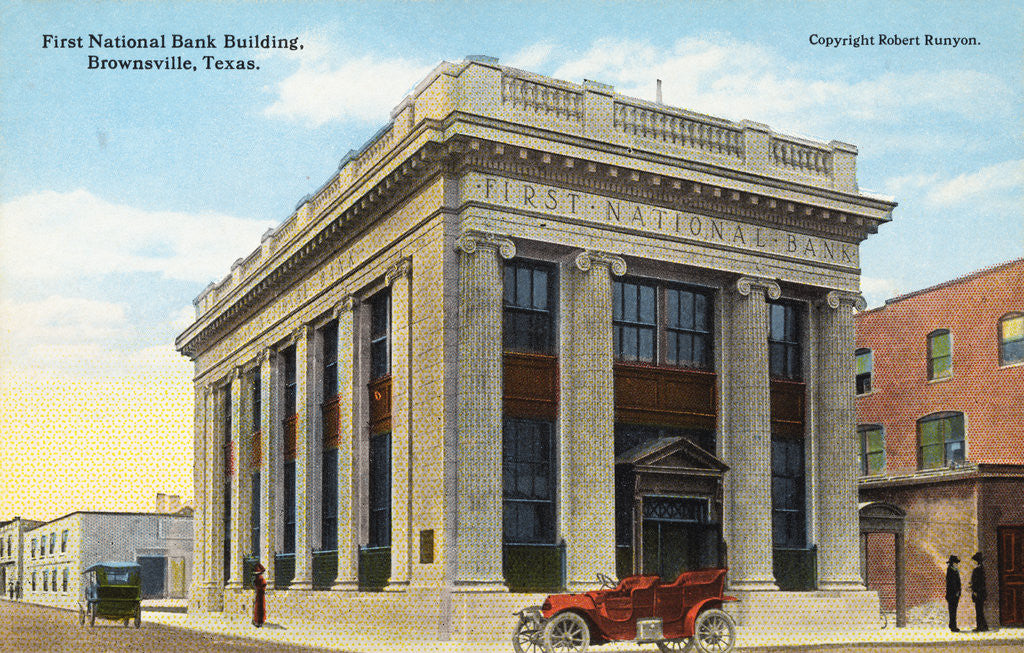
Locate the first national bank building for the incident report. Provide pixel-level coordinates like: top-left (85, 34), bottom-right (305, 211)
top-left (176, 57), bottom-right (896, 637)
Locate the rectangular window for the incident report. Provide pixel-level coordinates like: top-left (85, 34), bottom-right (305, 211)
top-left (321, 448), bottom-right (338, 551)
top-left (368, 433), bottom-right (392, 548)
top-left (250, 472), bottom-right (261, 557)
top-left (503, 261), bottom-right (556, 354)
top-left (665, 286), bottom-right (712, 368)
top-left (613, 279), bottom-right (657, 363)
top-left (49, 533), bottom-right (55, 555)
top-left (31, 538), bottom-right (36, 558)
top-left (769, 302), bottom-right (802, 380)
top-left (61, 530), bottom-right (67, 553)
top-left (322, 320), bottom-right (338, 400)
top-left (918, 412), bottom-right (965, 469)
top-left (613, 279), bottom-right (714, 368)
top-left (502, 418), bottom-right (556, 544)
top-left (370, 291), bottom-right (391, 381)
top-left (771, 437), bottom-right (806, 548)
top-left (1000, 314), bottom-right (1024, 366)
top-left (283, 461), bottom-right (296, 553)
top-left (927, 330), bottom-right (952, 380)
top-left (855, 348), bottom-right (873, 394)
top-left (859, 425), bottom-right (885, 475)
top-left (282, 346), bottom-right (297, 416)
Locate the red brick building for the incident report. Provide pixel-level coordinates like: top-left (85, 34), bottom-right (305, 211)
top-left (855, 258), bottom-right (1024, 628)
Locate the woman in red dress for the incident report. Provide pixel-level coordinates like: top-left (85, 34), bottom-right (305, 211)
top-left (252, 563), bottom-right (266, 628)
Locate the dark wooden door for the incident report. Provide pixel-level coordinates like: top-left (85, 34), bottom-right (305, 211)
top-left (998, 526), bottom-right (1024, 626)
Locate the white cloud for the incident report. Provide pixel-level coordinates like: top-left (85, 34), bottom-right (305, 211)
top-left (925, 159), bottom-right (1024, 207)
top-left (860, 276), bottom-right (902, 308)
top-left (264, 51), bottom-right (434, 127)
top-left (0, 189), bottom-right (275, 284)
top-left (507, 42), bottom-right (556, 71)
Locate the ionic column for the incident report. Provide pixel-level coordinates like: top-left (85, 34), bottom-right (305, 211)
top-left (258, 350), bottom-right (277, 584)
top-left (386, 258), bottom-right (413, 591)
top-left (292, 326), bottom-right (314, 589)
top-left (189, 385), bottom-right (210, 611)
top-left (816, 290), bottom-right (867, 590)
top-left (727, 276), bottom-right (780, 591)
top-left (333, 295), bottom-right (359, 589)
top-left (454, 231), bottom-right (515, 592)
top-left (227, 368), bottom-right (244, 590)
top-left (563, 250), bottom-right (624, 592)
top-left (205, 383), bottom-right (227, 609)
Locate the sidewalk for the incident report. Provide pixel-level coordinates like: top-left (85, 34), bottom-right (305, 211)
top-left (143, 609), bottom-right (1024, 652)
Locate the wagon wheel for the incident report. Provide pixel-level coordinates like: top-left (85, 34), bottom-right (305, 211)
top-left (512, 614), bottom-right (544, 653)
top-left (134, 605), bottom-right (141, 629)
top-left (123, 617), bottom-right (129, 628)
top-left (691, 609), bottom-right (735, 653)
top-left (542, 612), bottom-right (589, 653)
top-left (657, 638), bottom-right (694, 652)
top-left (89, 603), bottom-right (96, 628)
top-left (78, 604), bottom-right (85, 626)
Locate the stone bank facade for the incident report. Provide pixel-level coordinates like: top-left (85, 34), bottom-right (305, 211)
top-left (176, 57), bottom-right (896, 638)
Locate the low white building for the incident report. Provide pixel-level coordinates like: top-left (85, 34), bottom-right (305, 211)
top-left (0, 517), bottom-right (43, 599)
top-left (21, 511), bottom-right (193, 610)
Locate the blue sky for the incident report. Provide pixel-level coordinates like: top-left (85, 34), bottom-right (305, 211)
top-left (1, 0), bottom-right (1021, 519)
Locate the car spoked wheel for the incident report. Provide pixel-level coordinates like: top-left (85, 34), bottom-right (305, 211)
top-left (692, 609), bottom-right (735, 653)
top-left (542, 612), bottom-right (590, 652)
top-left (657, 637), bottom-right (694, 652)
top-left (512, 615), bottom-right (544, 653)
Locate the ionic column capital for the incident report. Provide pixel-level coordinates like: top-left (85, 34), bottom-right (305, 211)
top-left (824, 290), bottom-right (867, 311)
top-left (573, 250), bottom-right (627, 276)
top-left (231, 365), bottom-right (244, 382)
top-left (332, 293), bottom-right (357, 317)
top-left (735, 275), bottom-right (781, 300)
top-left (456, 230), bottom-right (516, 260)
top-left (385, 257), bottom-right (412, 286)
top-left (255, 348), bottom-right (270, 365)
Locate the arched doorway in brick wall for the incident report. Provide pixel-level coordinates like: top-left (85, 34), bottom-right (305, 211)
top-left (860, 501), bottom-right (906, 627)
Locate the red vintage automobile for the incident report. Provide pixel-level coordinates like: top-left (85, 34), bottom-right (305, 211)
top-left (513, 568), bottom-right (737, 653)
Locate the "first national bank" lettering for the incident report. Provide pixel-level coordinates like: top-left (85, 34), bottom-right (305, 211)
top-left (472, 174), bottom-right (858, 268)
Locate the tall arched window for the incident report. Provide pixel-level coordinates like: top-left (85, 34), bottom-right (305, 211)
top-left (917, 411), bottom-right (965, 469)
top-left (927, 329), bottom-right (952, 380)
top-left (999, 312), bottom-right (1023, 366)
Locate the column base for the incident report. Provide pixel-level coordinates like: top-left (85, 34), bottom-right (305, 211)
top-left (384, 580), bottom-right (410, 593)
top-left (331, 578), bottom-right (359, 591)
top-left (727, 579), bottom-right (780, 592)
top-left (818, 579), bottom-right (867, 591)
top-left (225, 580), bottom-right (243, 591)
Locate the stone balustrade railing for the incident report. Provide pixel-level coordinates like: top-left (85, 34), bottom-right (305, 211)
top-left (771, 137), bottom-right (833, 177)
top-left (192, 58), bottom-right (860, 318)
top-left (613, 100), bottom-right (743, 158)
top-left (501, 73), bottom-right (584, 121)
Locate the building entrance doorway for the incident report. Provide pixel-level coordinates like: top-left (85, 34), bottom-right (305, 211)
top-left (998, 525), bottom-right (1024, 626)
top-left (641, 496), bottom-right (719, 580)
top-left (614, 434), bottom-right (727, 580)
top-left (137, 556), bottom-right (166, 599)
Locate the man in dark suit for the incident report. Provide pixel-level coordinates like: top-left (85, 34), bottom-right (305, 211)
top-left (946, 555), bottom-right (961, 632)
top-left (970, 552), bottom-right (988, 632)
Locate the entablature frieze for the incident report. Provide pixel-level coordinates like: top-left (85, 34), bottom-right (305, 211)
top-left (446, 134), bottom-right (893, 242)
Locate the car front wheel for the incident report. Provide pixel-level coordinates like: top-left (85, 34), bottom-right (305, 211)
top-left (512, 614), bottom-right (544, 653)
top-left (692, 608), bottom-right (735, 653)
top-left (542, 611), bottom-right (590, 653)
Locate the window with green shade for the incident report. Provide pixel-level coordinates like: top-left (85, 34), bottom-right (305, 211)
top-left (855, 348), bottom-right (873, 394)
top-left (917, 412), bottom-right (965, 469)
top-left (999, 313), bottom-right (1024, 366)
top-left (927, 329), bottom-right (952, 380)
top-left (858, 425), bottom-right (885, 475)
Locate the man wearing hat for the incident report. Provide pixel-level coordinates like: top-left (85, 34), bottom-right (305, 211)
top-left (970, 552), bottom-right (988, 632)
top-left (946, 555), bottom-right (961, 632)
